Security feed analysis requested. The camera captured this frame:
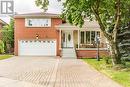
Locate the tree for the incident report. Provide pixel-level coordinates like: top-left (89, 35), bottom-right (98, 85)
top-left (0, 40), bottom-right (5, 54)
top-left (1, 18), bottom-right (14, 53)
top-left (35, 0), bottom-right (130, 65)
top-left (119, 29), bottom-right (130, 61)
top-left (118, 7), bottom-right (130, 61)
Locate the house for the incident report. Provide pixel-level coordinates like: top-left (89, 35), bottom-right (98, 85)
top-left (0, 19), bottom-right (7, 29)
top-left (14, 12), bottom-right (109, 58)
top-left (0, 19), bottom-right (7, 39)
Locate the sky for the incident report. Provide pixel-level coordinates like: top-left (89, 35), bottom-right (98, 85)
top-left (0, 0), bottom-right (63, 23)
top-left (14, 0), bottom-right (62, 14)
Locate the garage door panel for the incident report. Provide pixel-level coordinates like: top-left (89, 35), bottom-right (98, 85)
top-left (18, 40), bottom-right (56, 56)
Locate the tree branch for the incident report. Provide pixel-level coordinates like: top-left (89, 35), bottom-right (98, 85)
top-left (113, 0), bottom-right (121, 42)
top-left (91, 6), bottom-right (112, 40)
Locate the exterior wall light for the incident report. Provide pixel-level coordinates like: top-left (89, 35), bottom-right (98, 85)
top-left (36, 34), bottom-right (39, 40)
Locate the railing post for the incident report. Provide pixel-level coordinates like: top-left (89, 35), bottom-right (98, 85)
top-left (78, 30), bottom-right (80, 49)
top-left (59, 30), bottom-right (62, 49)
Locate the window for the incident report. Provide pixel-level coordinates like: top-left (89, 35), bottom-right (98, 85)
top-left (91, 31), bottom-right (95, 43)
top-left (28, 19), bottom-right (32, 26)
top-left (86, 31), bottom-right (90, 44)
top-left (63, 33), bottom-right (65, 42)
top-left (25, 18), bottom-right (51, 27)
top-left (80, 31), bottom-right (100, 44)
top-left (81, 31), bottom-right (84, 44)
top-left (68, 34), bottom-right (71, 41)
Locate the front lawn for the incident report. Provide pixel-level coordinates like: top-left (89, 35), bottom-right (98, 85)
top-left (83, 58), bottom-right (130, 87)
top-left (0, 55), bottom-right (13, 60)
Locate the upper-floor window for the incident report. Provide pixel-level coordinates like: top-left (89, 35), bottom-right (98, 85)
top-left (25, 18), bottom-right (51, 27)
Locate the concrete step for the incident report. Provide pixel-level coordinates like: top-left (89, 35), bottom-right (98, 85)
top-left (62, 57), bottom-right (77, 59)
top-left (62, 48), bottom-right (77, 58)
top-left (62, 56), bottom-right (77, 58)
top-left (62, 51), bottom-right (75, 54)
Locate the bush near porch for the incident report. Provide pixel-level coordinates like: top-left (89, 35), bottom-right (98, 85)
top-left (83, 58), bottom-right (130, 87)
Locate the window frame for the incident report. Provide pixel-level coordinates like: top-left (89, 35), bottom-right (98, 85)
top-left (25, 18), bottom-right (51, 27)
top-left (80, 30), bottom-right (100, 45)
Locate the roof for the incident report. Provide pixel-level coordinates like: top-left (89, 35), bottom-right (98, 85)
top-left (0, 19), bottom-right (7, 25)
top-left (14, 12), bottom-right (60, 18)
top-left (56, 19), bottom-right (100, 30)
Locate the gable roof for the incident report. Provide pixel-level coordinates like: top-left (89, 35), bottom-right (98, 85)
top-left (14, 12), bottom-right (60, 18)
top-left (0, 19), bottom-right (7, 25)
top-left (56, 19), bottom-right (100, 30)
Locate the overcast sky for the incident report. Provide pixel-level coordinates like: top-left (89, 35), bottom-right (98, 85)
top-left (0, 0), bottom-right (63, 23)
top-left (14, 0), bottom-right (62, 14)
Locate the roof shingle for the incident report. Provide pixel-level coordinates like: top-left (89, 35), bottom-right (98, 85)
top-left (14, 12), bottom-right (60, 18)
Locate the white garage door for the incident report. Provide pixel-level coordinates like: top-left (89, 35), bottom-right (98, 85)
top-left (18, 40), bottom-right (56, 56)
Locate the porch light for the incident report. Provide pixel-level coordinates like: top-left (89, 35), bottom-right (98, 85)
top-left (36, 34), bottom-right (39, 40)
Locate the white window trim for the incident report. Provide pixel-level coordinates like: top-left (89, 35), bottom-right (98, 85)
top-left (25, 18), bottom-right (51, 28)
top-left (90, 31), bottom-right (92, 44)
top-left (80, 30), bottom-right (100, 45)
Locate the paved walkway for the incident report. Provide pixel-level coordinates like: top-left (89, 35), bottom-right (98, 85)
top-left (0, 56), bottom-right (122, 87)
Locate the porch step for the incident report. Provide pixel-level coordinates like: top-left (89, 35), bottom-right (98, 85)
top-left (62, 48), bottom-right (77, 58)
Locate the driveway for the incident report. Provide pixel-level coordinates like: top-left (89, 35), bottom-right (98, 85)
top-left (0, 56), bottom-right (122, 87)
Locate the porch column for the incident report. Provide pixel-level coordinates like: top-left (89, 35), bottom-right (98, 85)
top-left (59, 29), bottom-right (62, 49)
top-left (78, 30), bottom-right (80, 49)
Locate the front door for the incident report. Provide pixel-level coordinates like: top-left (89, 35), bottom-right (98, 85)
top-left (62, 31), bottom-right (73, 48)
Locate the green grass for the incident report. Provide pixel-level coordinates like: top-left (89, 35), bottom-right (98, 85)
top-left (0, 55), bottom-right (13, 60)
top-left (83, 59), bottom-right (130, 87)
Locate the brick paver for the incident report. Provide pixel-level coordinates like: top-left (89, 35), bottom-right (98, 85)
top-left (0, 56), bottom-right (123, 87)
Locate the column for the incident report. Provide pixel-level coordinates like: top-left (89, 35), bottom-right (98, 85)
top-left (78, 30), bottom-right (80, 49)
top-left (59, 30), bottom-right (62, 49)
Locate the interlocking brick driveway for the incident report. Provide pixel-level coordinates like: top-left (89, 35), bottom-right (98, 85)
top-left (0, 56), bottom-right (122, 87)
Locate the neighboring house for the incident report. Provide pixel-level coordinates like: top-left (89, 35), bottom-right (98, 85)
top-left (0, 19), bottom-right (7, 39)
top-left (0, 19), bottom-right (7, 29)
top-left (14, 12), bottom-right (109, 58)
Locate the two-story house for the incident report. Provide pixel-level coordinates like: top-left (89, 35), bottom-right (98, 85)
top-left (14, 12), bottom-right (108, 58)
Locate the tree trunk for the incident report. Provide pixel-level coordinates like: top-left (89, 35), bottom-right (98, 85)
top-left (110, 41), bottom-right (121, 65)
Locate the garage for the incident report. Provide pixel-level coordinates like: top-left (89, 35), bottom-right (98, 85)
top-left (18, 40), bottom-right (57, 56)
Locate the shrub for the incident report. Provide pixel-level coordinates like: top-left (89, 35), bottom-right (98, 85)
top-left (102, 55), bottom-right (112, 64)
top-left (122, 57), bottom-right (130, 61)
top-left (0, 40), bottom-right (5, 54)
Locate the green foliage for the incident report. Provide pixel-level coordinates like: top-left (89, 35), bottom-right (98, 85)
top-left (112, 64), bottom-right (126, 70)
top-left (118, 7), bottom-right (130, 60)
top-left (35, 0), bottom-right (130, 29)
top-left (102, 55), bottom-right (112, 64)
top-left (0, 55), bottom-right (13, 60)
top-left (1, 18), bottom-right (14, 48)
top-left (1, 18), bottom-right (14, 53)
top-left (0, 40), bottom-right (5, 54)
top-left (35, 0), bottom-right (49, 12)
top-left (35, 0), bottom-right (130, 65)
top-left (123, 57), bottom-right (130, 61)
top-left (83, 59), bottom-right (130, 87)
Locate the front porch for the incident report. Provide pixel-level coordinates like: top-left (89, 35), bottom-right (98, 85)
top-left (56, 20), bottom-right (109, 58)
top-left (60, 30), bottom-right (108, 49)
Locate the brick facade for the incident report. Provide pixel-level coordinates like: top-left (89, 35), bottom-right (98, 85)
top-left (14, 13), bottom-right (109, 58)
top-left (77, 50), bottom-right (109, 58)
top-left (14, 17), bottom-right (62, 56)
